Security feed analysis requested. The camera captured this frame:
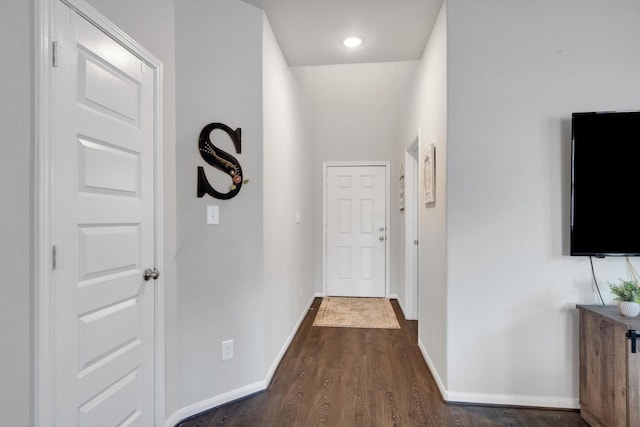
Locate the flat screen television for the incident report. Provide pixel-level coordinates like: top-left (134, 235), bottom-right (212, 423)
top-left (570, 110), bottom-right (640, 257)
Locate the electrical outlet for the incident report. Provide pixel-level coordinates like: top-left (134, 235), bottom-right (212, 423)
top-left (222, 339), bottom-right (234, 360)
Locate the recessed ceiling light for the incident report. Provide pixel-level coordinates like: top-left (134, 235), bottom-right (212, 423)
top-left (342, 36), bottom-right (364, 48)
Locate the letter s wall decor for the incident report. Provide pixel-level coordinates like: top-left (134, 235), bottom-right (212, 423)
top-left (197, 122), bottom-right (246, 200)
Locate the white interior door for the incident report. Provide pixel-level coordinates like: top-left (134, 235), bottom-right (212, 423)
top-left (50, 1), bottom-right (156, 425)
top-left (325, 165), bottom-right (387, 297)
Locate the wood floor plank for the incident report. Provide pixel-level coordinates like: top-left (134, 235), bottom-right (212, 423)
top-left (177, 298), bottom-right (588, 427)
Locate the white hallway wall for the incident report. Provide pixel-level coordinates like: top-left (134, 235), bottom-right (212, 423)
top-left (443, 0), bottom-right (640, 407)
top-left (293, 62), bottom-right (418, 298)
top-left (0, 0), bottom-right (33, 425)
top-left (262, 17), bottom-right (316, 376)
top-left (174, 0), bottom-right (316, 422)
top-left (175, 0), bottom-right (266, 408)
top-left (1, 0), bottom-right (314, 424)
top-left (397, 1), bottom-right (449, 392)
top-left (399, 0), bottom-right (640, 408)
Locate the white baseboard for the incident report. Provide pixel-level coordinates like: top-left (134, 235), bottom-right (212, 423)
top-left (396, 297), bottom-right (417, 320)
top-left (168, 296), bottom-right (578, 427)
top-left (165, 380), bottom-right (266, 427)
top-left (416, 338), bottom-right (579, 410)
top-left (264, 295), bottom-right (316, 386)
top-left (165, 295), bottom-right (317, 427)
top-left (396, 297), bottom-right (406, 315)
top-left (388, 293), bottom-right (398, 299)
top-left (417, 338), bottom-right (448, 401)
top-left (446, 391), bottom-right (579, 409)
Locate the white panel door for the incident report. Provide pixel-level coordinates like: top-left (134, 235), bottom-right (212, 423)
top-left (326, 165), bottom-right (387, 297)
top-left (51, 1), bottom-right (156, 425)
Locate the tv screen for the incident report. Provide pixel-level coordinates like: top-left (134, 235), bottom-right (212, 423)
top-left (570, 110), bottom-right (640, 257)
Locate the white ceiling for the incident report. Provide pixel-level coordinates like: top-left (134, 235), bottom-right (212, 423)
top-left (241, 0), bottom-right (444, 67)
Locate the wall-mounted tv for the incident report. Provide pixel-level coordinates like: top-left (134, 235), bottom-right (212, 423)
top-left (570, 110), bottom-right (640, 257)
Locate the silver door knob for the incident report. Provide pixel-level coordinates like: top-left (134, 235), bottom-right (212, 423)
top-left (143, 267), bottom-right (160, 281)
top-left (379, 236), bottom-right (385, 241)
top-left (379, 226), bottom-right (384, 232)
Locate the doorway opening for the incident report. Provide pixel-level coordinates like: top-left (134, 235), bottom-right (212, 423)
top-left (403, 133), bottom-right (420, 320)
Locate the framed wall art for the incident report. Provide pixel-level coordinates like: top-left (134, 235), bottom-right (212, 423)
top-left (423, 144), bottom-right (435, 205)
top-left (399, 164), bottom-right (405, 211)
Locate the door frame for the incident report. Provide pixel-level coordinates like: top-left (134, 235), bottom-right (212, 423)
top-left (403, 132), bottom-right (420, 320)
top-left (34, 0), bottom-right (165, 425)
top-left (322, 161), bottom-right (390, 298)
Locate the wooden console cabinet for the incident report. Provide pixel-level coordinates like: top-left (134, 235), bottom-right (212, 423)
top-left (577, 305), bottom-right (640, 427)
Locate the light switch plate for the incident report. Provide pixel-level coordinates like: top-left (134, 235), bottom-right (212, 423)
top-left (207, 205), bottom-right (219, 225)
top-left (222, 339), bottom-right (233, 360)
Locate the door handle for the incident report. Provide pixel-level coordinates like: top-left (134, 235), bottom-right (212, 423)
top-left (143, 267), bottom-right (160, 281)
top-left (379, 236), bottom-right (385, 241)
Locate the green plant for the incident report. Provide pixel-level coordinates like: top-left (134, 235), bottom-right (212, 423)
top-left (608, 279), bottom-right (640, 302)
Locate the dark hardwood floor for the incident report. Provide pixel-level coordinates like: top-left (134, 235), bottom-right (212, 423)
top-left (177, 298), bottom-right (587, 427)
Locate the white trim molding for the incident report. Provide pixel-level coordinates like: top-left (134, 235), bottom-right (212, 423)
top-left (264, 295), bottom-right (316, 385)
top-left (35, 1), bottom-right (166, 425)
top-left (166, 295), bottom-right (316, 426)
top-left (35, 2), bottom-right (54, 423)
top-left (165, 381), bottom-right (267, 427)
top-left (417, 338), bottom-right (579, 410)
top-left (417, 338), bottom-right (448, 401)
top-left (446, 391), bottom-right (579, 410)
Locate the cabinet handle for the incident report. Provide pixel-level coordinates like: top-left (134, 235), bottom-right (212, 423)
top-left (626, 329), bottom-right (638, 353)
